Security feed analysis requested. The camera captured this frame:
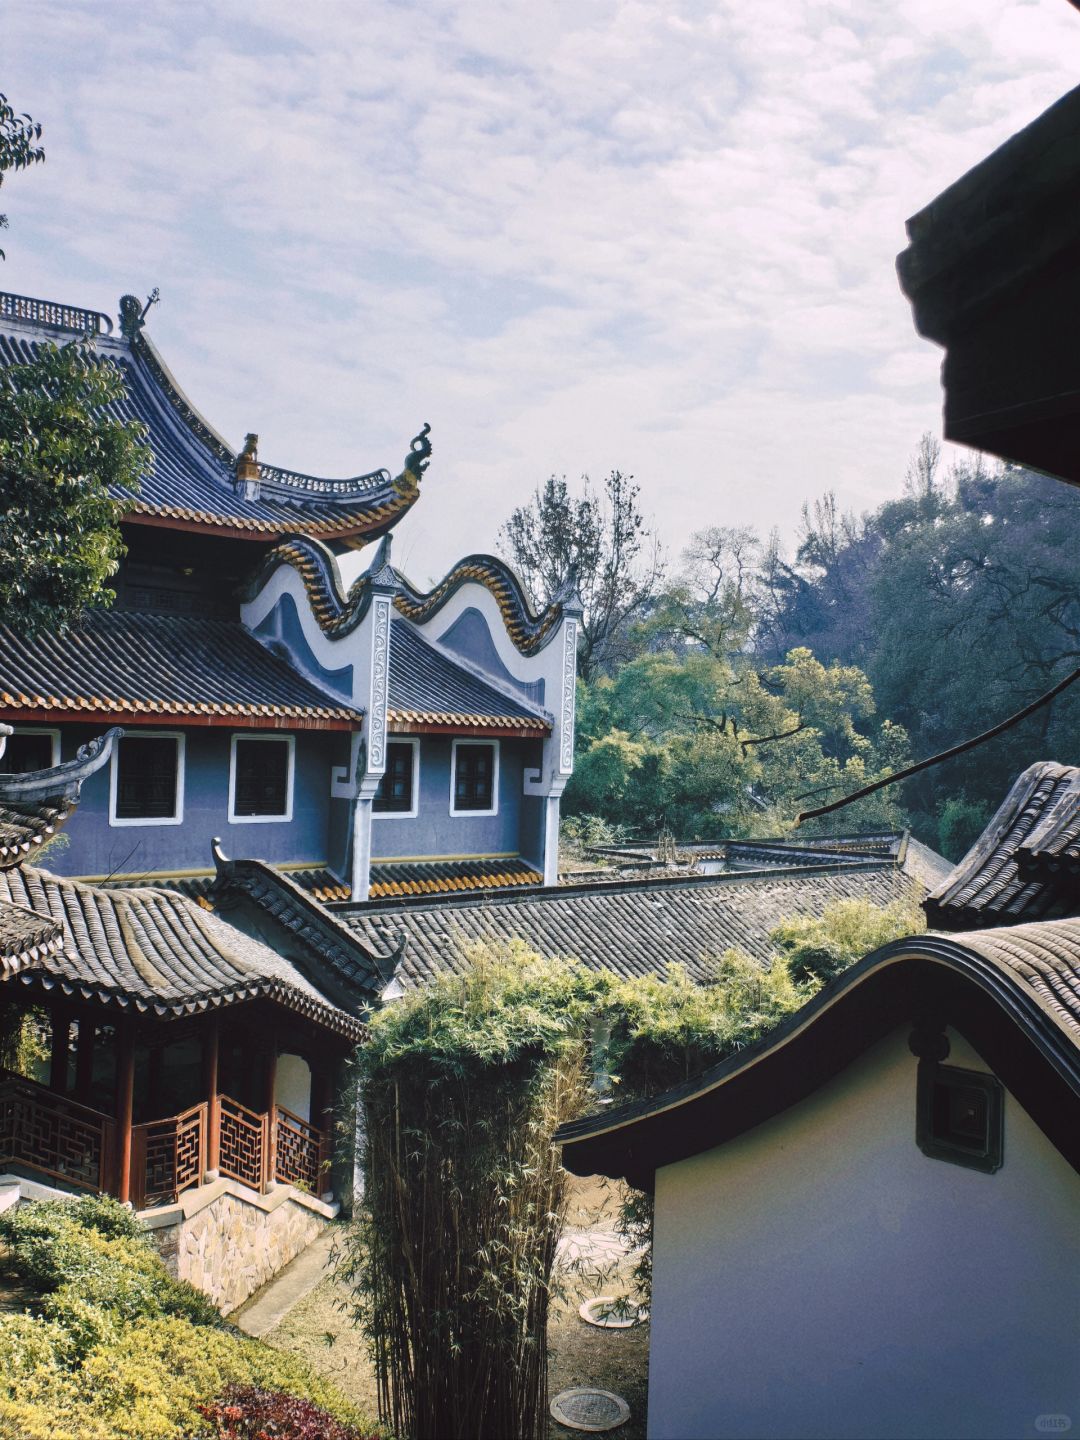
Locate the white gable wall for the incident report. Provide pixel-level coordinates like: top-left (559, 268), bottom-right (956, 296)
top-left (648, 1027), bottom-right (1080, 1440)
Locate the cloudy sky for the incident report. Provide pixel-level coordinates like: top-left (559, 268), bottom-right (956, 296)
top-left (5, 1), bottom-right (1079, 583)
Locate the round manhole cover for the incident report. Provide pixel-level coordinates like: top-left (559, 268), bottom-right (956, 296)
top-left (550, 1387), bottom-right (631, 1432)
top-left (579, 1295), bottom-right (647, 1329)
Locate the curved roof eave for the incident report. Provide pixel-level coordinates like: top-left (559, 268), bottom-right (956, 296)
top-left (556, 923), bottom-right (1080, 1187)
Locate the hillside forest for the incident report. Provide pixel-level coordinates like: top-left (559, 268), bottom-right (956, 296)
top-left (499, 438), bottom-right (1080, 860)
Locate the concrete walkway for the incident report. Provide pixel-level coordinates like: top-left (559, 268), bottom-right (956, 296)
top-left (232, 1228), bottom-right (337, 1337)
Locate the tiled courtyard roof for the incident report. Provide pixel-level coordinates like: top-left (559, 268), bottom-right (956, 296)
top-left (0, 611), bottom-right (362, 728)
top-left (924, 762), bottom-right (1080, 930)
top-left (0, 898), bottom-right (65, 976)
top-left (337, 857), bottom-right (929, 990)
top-left (0, 729), bottom-right (122, 868)
top-left (388, 624), bottom-right (550, 733)
top-left (369, 857), bottom-right (543, 899)
top-left (0, 292), bottom-right (430, 544)
top-left (0, 864), bottom-right (366, 1039)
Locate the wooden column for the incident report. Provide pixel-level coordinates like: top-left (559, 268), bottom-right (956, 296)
top-left (49, 1006), bottom-right (71, 1094)
top-left (115, 1022), bottom-right (136, 1204)
top-left (263, 1028), bottom-right (277, 1191)
top-left (311, 1061), bottom-right (334, 1201)
top-left (74, 1014), bottom-right (96, 1097)
top-left (203, 1014), bottom-right (220, 1181)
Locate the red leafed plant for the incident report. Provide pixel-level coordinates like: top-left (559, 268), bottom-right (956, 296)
top-left (196, 1386), bottom-right (380, 1440)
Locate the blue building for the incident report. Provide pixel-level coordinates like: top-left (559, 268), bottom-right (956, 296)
top-left (0, 290), bottom-right (580, 900)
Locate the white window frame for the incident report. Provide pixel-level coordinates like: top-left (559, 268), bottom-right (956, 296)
top-left (228, 732), bottom-right (295, 825)
top-left (449, 738), bottom-right (500, 818)
top-left (1, 727), bottom-right (61, 770)
top-left (109, 731), bottom-right (186, 828)
top-left (373, 738), bottom-right (420, 821)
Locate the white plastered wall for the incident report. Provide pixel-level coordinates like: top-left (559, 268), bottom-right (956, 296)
top-left (648, 1026), bottom-right (1080, 1440)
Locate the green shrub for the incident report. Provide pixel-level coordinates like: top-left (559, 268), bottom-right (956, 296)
top-left (770, 893), bottom-right (923, 988)
top-left (0, 1198), bottom-right (379, 1440)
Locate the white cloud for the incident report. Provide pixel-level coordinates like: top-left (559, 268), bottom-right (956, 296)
top-left (4, 0), bottom-right (1079, 582)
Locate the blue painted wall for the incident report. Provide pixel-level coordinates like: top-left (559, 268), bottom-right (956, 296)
top-left (436, 608), bottom-right (545, 707)
top-left (371, 736), bottom-right (538, 861)
top-left (253, 594), bottom-right (354, 701)
top-left (41, 724), bottom-right (349, 880)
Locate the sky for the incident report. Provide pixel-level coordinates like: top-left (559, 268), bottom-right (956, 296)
top-left (4, 1), bottom-right (1080, 585)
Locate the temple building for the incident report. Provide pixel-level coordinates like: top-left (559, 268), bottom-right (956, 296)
top-left (0, 290), bottom-right (579, 901)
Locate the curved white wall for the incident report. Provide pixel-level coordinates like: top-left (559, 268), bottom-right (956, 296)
top-left (648, 1028), bottom-right (1080, 1440)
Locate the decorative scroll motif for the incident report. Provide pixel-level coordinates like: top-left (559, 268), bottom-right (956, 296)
top-left (368, 597), bottom-right (390, 772)
top-left (135, 1101), bottom-right (206, 1208)
top-left (273, 1106), bottom-right (324, 1192)
top-left (0, 1070), bottom-right (111, 1192)
top-left (0, 290), bottom-right (112, 335)
top-left (218, 1094), bottom-right (266, 1191)
top-left (560, 620), bottom-right (578, 773)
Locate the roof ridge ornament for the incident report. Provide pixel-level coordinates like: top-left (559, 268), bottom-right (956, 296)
top-left (235, 432), bottom-right (260, 499)
top-left (394, 423), bottom-right (432, 501)
top-left (118, 287), bottom-right (160, 339)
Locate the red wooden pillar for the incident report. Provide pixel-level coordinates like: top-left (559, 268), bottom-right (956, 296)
top-left (311, 1062), bottom-right (334, 1199)
top-left (74, 1013), bottom-right (95, 1097)
top-left (115, 1022), bottom-right (136, 1204)
top-left (49, 1006), bottom-right (71, 1094)
top-left (263, 1028), bottom-right (277, 1191)
top-left (203, 1014), bottom-right (220, 1181)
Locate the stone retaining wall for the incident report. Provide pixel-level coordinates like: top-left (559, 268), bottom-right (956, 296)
top-left (141, 1179), bottom-right (337, 1314)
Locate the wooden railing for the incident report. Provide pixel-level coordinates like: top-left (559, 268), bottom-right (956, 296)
top-left (0, 1071), bottom-right (327, 1206)
top-left (131, 1101), bottom-right (206, 1210)
top-left (274, 1104), bottom-right (324, 1193)
top-left (0, 1069), bottom-right (114, 1192)
top-left (218, 1093), bottom-right (268, 1191)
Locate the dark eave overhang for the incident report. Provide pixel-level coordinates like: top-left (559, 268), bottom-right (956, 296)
top-left (897, 82), bottom-right (1080, 485)
top-left (557, 936), bottom-right (1080, 1189)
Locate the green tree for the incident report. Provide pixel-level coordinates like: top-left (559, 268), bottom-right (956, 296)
top-left (0, 342), bottom-right (147, 631)
top-left (0, 92), bottom-right (44, 258)
top-left (498, 470), bottom-right (664, 680)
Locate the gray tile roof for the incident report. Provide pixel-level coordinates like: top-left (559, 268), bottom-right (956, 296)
top-left (0, 610), bottom-right (362, 725)
top-left (959, 919), bottom-right (1080, 1039)
top-left (388, 623), bottom-right (550, 731)
top-left (924, 762), bottom-right (1080, 929)
top-left (0, 865), bottom-right (365, 1038)
top-left (0, 898), bottom-right (64, 975)
top-left (337, 857), bottom-right (929, 990)
top-left (0, 297), bottom-right (428, 542)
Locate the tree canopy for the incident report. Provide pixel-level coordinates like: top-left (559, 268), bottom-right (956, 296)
top-left (499, 470), bottom-right (664, 680)
top-left (0, 342), bottom-right (147, 631)
top-left (0, 92), bottom-right (44, 259)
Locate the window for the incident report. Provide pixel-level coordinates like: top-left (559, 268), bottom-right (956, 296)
top-left (450, 740), bottom-right (498, 816)
top-left (374, 741), bottom-right (418, 817)
top-left (110, 733), bottom-right (184, 825)
top-left (0, 729), bottom-right (59, 774)
top-left (916, 1062), bottom-right (1003, 1173)
top-left (229, 735), bottom-right (294, 823)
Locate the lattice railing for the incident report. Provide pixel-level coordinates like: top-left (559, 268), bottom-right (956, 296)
top-left (132, 1102), bottom-right (206, 1208)
top-left (218, 1094), bottom-right (267, 1191)
top-left (257, 461), bottom-right (391, 498)
top-left (273, 1105), bottom-right (324, 1193)
top-left (0, 1069), bottom-right (113, 1192)
top-left (0, 291), bottom-right (112, 335)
